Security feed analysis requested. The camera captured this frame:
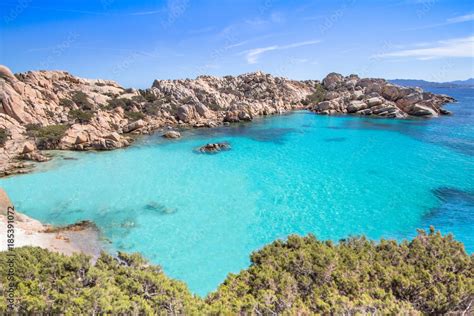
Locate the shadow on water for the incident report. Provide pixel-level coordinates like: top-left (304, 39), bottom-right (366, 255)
top-left (189, 123), bottom-right (298, 145)
top-left (330, 115), bottom-right (474, 156)
top-left (324, 137), bottom-right (347, 142)
top-left (423, 187), bottom-right (474, 230)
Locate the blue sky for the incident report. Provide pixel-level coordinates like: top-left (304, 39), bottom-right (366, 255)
top-left (0, 0), bottom-right (473, 87)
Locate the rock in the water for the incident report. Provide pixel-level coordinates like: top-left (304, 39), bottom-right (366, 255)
top-left (196, 142), bottom-right (231, 154)
top-left (408, 104), bottom-right (438, 117)
top-left (22, 151), bottom-right (50, 162)
top-left (163, 130), bottom-right (181, 139)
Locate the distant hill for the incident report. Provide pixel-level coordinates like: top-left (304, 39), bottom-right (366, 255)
top-left (450, 78), bottom-right (474, 86)
top-left (390, 78), bottom-right (474, 89)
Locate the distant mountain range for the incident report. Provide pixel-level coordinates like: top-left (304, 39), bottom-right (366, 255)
top-left (389, 78), bottom-right (474, 89)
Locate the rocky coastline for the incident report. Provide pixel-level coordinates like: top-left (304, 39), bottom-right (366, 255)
top-left (0, 65), bottom-right (455, 177)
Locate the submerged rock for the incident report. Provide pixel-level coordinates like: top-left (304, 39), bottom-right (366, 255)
top-left (144, 201), bottom-right (177, 215)
top-left (196, 142), bottom-right (231, 154)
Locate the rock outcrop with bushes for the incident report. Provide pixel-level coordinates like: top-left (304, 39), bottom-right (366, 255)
top-left (0, 65), bottom-right (455, 176)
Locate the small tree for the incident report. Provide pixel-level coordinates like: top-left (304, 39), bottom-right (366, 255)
top-left (0, 128), bottom-right (7, 147)
top-left (72, 91), bottom-right (93, 110)
top-left (69, 109), bottom-right (94, 124)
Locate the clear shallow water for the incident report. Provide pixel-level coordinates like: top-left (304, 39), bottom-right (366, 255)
top-left (1, 88), bottom-right (473, 296)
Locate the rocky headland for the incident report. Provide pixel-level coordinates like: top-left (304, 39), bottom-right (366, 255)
top-left (0, 65), bottom-right (455, 176)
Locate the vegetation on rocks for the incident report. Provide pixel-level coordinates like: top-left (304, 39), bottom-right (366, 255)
top-left (107, 97), bottom-right (135, 111)
top-left (1, 228), bottom-right (472, 314)
top-left (72, 91), bottom-right (93, 110)
top-left (124, 111), bottom-right (145, 122)
top-left (25, 124), bottom-right (69, 149)
top-left (68, 109), bottom-right (94, 123)
top-left (0, 128), bottom-right (7, 147)
top-left (59, 98), bottom-right (74, 108)
top-left (138, 89), bottom-right (158, 102)
top-left (302, 83), bottom-right (326, 106)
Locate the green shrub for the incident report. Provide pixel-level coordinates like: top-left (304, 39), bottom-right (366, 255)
top-left (303, 83), bottom-right (326, 105)
top-left (208, 103), bottom-right (221, 111)
top-left (68, 109), bottom-right (94, 123)
top-left (138, 89), bottom-right (158, 102)
top-left (131, 95), bottom-right (146, 103)
top-left (125, 111), bottom-right (145, 121)
top-left (27, 124), bottom-right (68, 144)
top-left (0, 128), bottom-right (7, 147)
top-left (59, 98), bottom-right (74, 108)
top-left (72, 91), bottom-right (93, 110)
top-left (0, 229), bottom-right (472, 314)
top-left (0, 248), bottom-right (204, 314)
top-left (207, 227), bottom-right (473, 314)
top-left (107, 98), bottom-right (135, 111)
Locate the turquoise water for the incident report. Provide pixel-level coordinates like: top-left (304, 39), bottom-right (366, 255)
top-left (1, 88), bottom-right (473, 296)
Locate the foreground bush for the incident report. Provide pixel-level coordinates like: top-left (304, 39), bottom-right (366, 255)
top-left (0, 228), bottom-right (472, 314)
top-left (207, 228), bottom-right (473, 314)
top-left (0, 248), bottom-right (204, 314)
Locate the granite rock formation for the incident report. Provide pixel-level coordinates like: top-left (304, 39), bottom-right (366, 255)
top-left (0, 65), bottom-right (455, 176)
top-left (308, 73), bottom-right (455, 118)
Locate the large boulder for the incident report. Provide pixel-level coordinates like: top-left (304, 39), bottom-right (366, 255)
top-left (366, 97), bottom-right (384, 107)
top-left (408, 104), bottom-right (437, 117)
top-left (123, 120), bottom-right (145, 133)
top-left (163, 130), bottom-right (181, 139)
top-left (176, 104), bottom-right (195, 123)
top-left (382, 84), bottom-right (401, 101)
top-left (322, 73), bottom-right (343, 90)
top-left (0, 65), bottom-right (15, 82)
top-left (347, 100), bottom-right (367, 113)
top-left (22, 142), bottom-right (36, 154)
top-left (397, 93), bottom-right (423, 110)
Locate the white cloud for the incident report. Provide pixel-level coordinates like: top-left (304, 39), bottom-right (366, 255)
top-left (130, 10), bottom-right (163, 16)
top-left (375, 36), bottom-right (474, 60)
top-left (243, 40), bottom-right (321, 64)
top-left (447, 13), bottom-right (474, 24)
top-left (403, 12), bottom-right (474, 31)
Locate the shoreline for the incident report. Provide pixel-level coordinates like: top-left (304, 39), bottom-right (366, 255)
top-left (0, 105), bottom-right (456, 179)
top-left (0, 188), bottom-right (103, 259)
top-left (1, 67), bottom-right (455, 178)
top-left (0, 108), bottom-right (304, 178)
